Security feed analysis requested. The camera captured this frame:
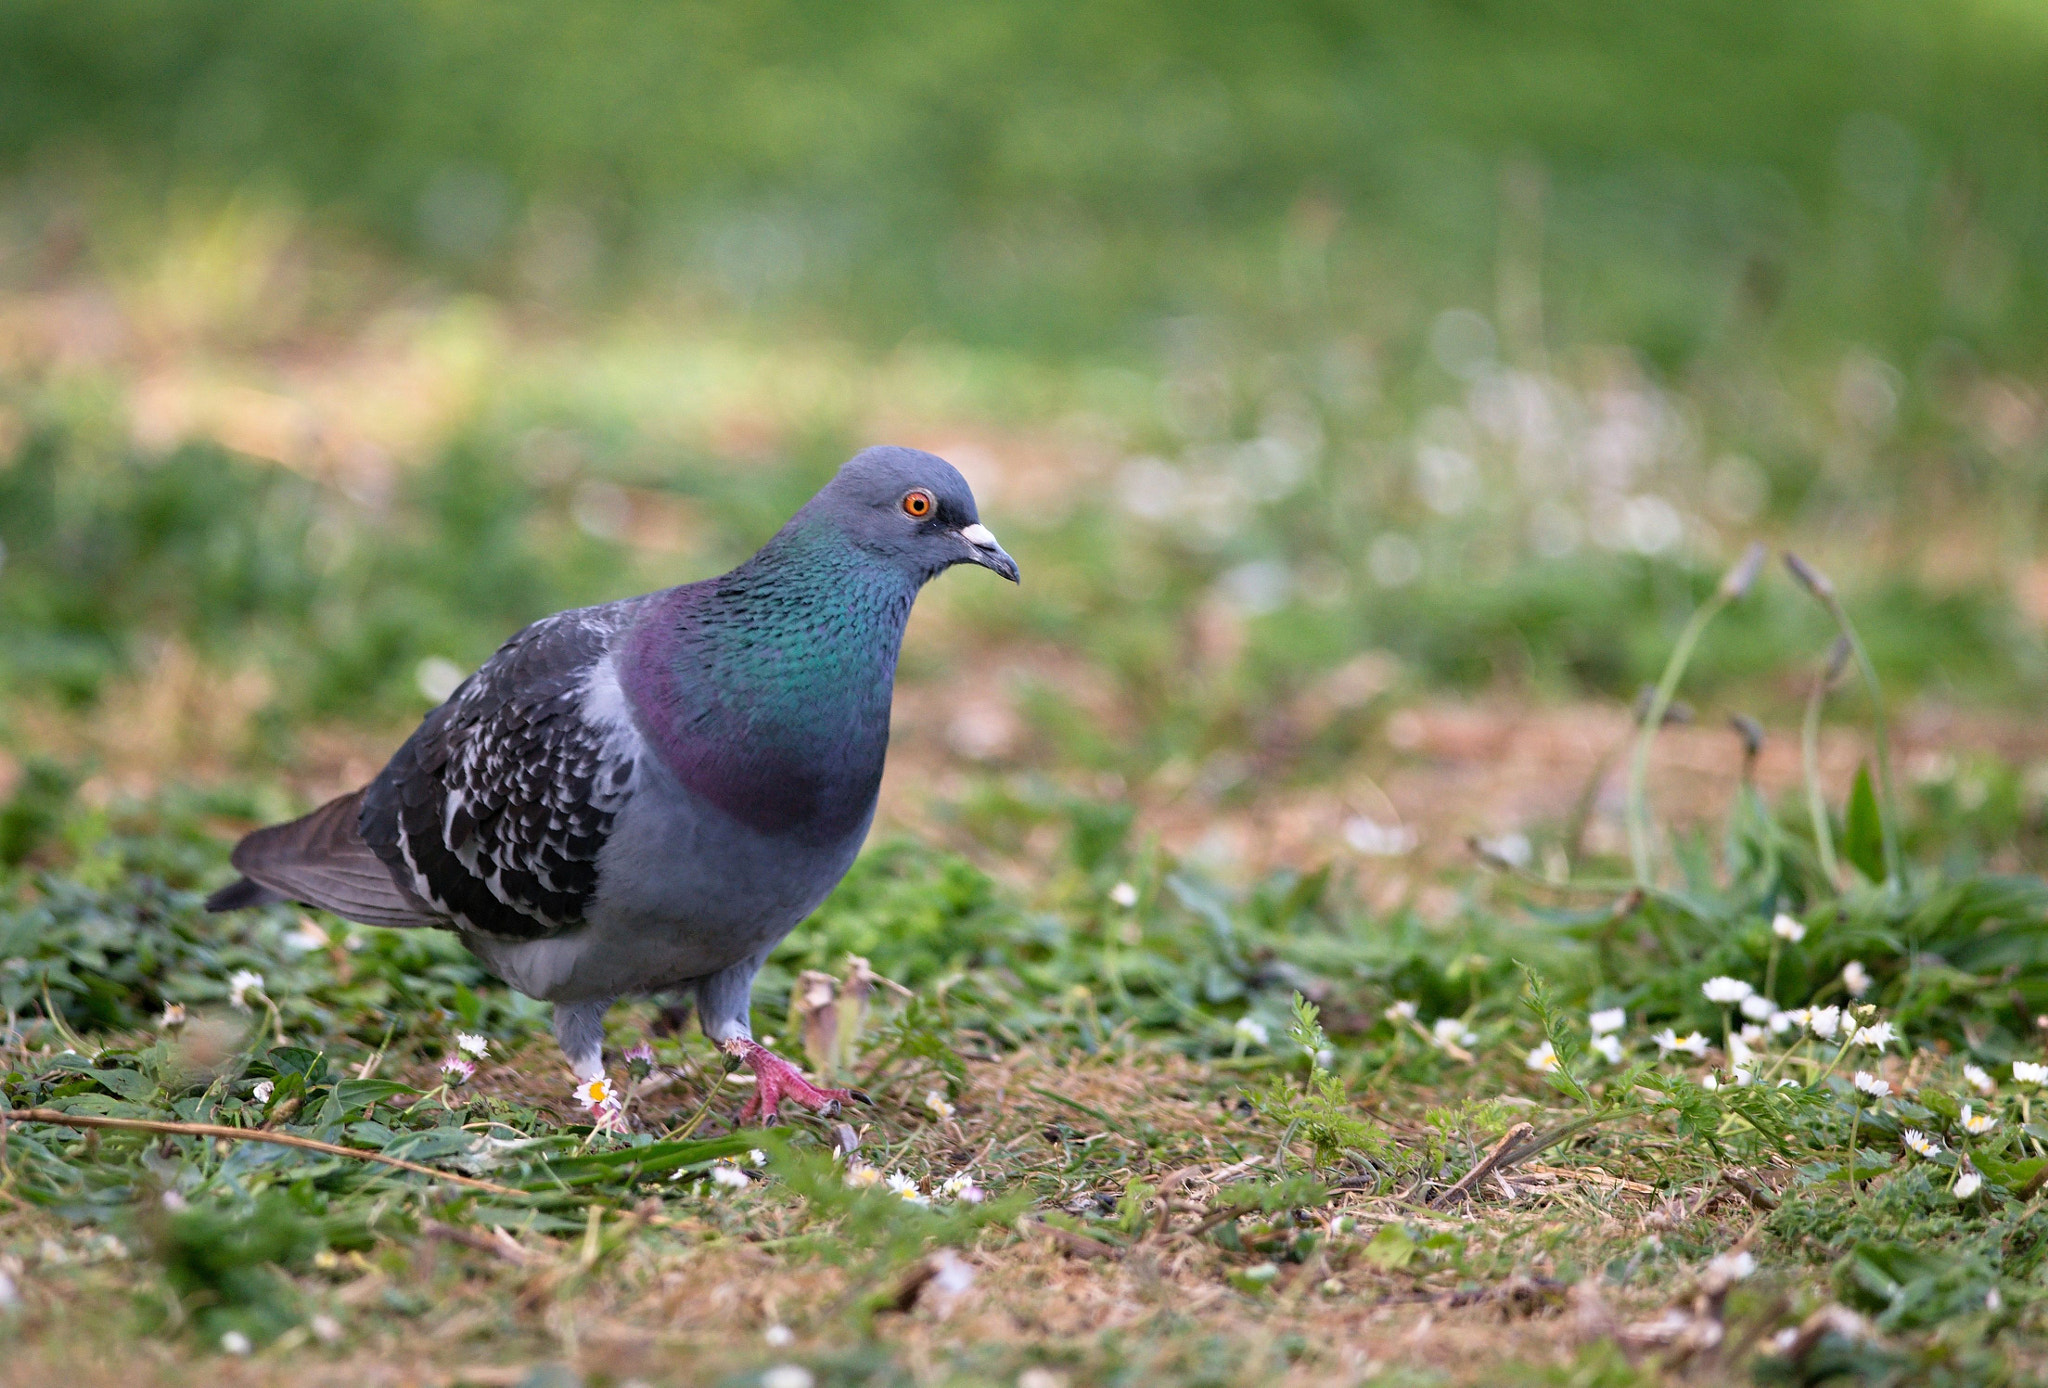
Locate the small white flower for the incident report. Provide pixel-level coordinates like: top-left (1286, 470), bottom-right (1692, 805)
top-left (709, 1165), bottom-right (751, 1190)
top-left (1385, 1000), bottom-right (1419, 1023)
top-left (885, 1171), bottom-right (930, 1206)
top-left (1772, 913), bottom-right (1806, 942)
top-left (1591, 1034), bottom-right (1624, 1065)
top-left (250, 1080), bottom-right (274, 1105)
top-left (1902, 1129), bottom-right (1941, 1158)
top-left (1809, 1006), bottom-right (1842, 1040)
top-left (1961, 1105), bottom-right (1997, 1136)
top-left (1853, 1071), bottom-right (1890, 1098)
top-left (1431, 1017), bottom-right (1478, 1048)
top-left (1729, 1034), bottom-right (1756, 1070)
top-left (747, 1148), bottom-right (768, 1167)
top-left (1842, 961), bottom-right (1872, 998)
top-left (1232, 1016), bottom-right (1269, 1046)
top-left (1108, 881), bottom-right (1139, 908)
top-left (1738, 1023), bottom-right (1768, 1046)
top-left (924, 1090), bottom-right (956, 1120)
top-left (285, 918), bottom-right (329, 951)
top-left (220, 1330), bottom-right (253, 1356)
top-left (1739, 995), bottom-right (1776, 1022)
top-left (1767, 1010), bottom-right (1798, 1036)
top-left (1526, 1041), bottom-right (1560, 1073)
top-left (1589, 1007), bottom-right (1626, 1036)
top-left (1954, 1168), bottom-right (1983, 1199)
top-left (158, 1002), bottom-right (187, 1029)
top-left (573, 1075), bottom-right (616, 1110)
top-left (1964, 1064), bottom-right (1996, 1097)
top-left (2014, 1061), bottom-right (2048, 1085)
top-left (227, 970), bottom-right (264, 1010)
top-left (1706, 1250), bottom-right (1756, 1281)
top-left (938, 1173), bottom-right (986, 1203)
top-left (1702, 977), bottom-right (1755, 1005)
top-left (1851, 1021), bottom-right (1897, 1051)
top-left (1702, 1073), bottom-right (1721, 1091)
top-left (764, 1324), bottom-right (794, 1348)
top-left (1730, 1069), bottom-right (1753, 1086)
top-left (844, 1162), bottom-right (883, 1189)
top-left (456, 1032), bottom-right (489, 1059)
top-left (761, 1367), bottom-right (815, 1388)
top-left (1654, 1029), bottom-right (1709, 1057)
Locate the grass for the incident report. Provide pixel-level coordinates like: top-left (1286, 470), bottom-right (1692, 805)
top-left (8, 563), bottom-right (2048, 1384)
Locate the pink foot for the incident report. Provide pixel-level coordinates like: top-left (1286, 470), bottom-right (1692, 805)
top-left (723, 1038), bottom-right (865, 1123)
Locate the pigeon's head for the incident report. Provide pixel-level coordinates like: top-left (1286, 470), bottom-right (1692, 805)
top-left (810, 445), bottom-right (1019, 584)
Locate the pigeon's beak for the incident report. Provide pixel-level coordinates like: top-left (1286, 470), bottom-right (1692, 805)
top-left (958, 522), bottom-right (1020, 583)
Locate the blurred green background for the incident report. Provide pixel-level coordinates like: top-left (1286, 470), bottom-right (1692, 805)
top-left (3, 0), bottom-right (2048, 846)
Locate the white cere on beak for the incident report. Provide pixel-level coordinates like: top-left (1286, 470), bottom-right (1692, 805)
top-left (961, 523), bottom-right (1000, 549)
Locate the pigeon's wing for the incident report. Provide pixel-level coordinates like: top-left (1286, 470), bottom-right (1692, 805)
top-left (359, 599), bottom-right (649, 942)
top-left (207, 787), bottom-right (439, 928)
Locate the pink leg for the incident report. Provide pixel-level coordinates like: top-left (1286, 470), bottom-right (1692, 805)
top-left (722, 1037), bottom-right (864, 1122)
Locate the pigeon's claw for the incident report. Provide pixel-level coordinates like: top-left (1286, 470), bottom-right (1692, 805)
top-left (724, 1037), bottom-right (856, 1123)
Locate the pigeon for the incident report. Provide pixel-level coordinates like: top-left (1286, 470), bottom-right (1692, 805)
top-left (206, 446), bottom-right (1017, 1120)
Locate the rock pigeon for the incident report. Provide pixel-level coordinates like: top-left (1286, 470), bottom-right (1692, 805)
top-left (206, 446), bottom-right (1017, 1119)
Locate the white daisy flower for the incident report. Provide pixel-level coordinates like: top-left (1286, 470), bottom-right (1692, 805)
top-left (573, 1075), bottom-right (616, 1110)
top-left (1589, 1007), bottom-right (1626, 1036)
top-left (1853, 1071), bottom-right (1890, 1098)
top-left (1766, 1010), bottom-right (1798, 1035)
top-left (1109, 881), bottom-right (1139, 908)
top-left (1772, 913), bottom-right (1806, 942)
top-left (1808, 1006), bottom-right (1842, 1040)
top-left (1842, 961), bottom-right (1872, 998)
top-left (1654, 1029), bottom-right (1709, 1057)
top-left (1739, 994), bottom-right (1776, 1021)
top-left (1851, 1021), bottom-right (1897, 1050)
top-left (1591, 1034), bottom-right (1624, 1065)
top-left (885, 1171), bottom-right (930, 1206)
top-left (456, 1032), bottom-right (489, 1059)
top-left (2014, 1061), bottom-right (2048, 1085)
top-left (844, 1162), bottom-right (883, 1189)
top-left (1706, 1250), bottom-right (1756, 1281)
top-left (158, 1002), bottom-right (187, 1029)
top-left (1961, 1105), bottom-right (1997, 1136)
top-left (1384, 1000), bottom-right (1419, 1023)
top-left (1954, 1168), bottom-right (1983, 1199)
top-left (250, 1080), bottom-right (274, 1105)
top-left (1964, 1064), bottom-right (1995, 1097)
top-left (709, 1165), bottom-right (751, 1190)
top-left (227, 969), bottom-right (264, 1010)
top-left (1702, 977), bottom-right (1755, 1005)
top-left (1431, 1017), bottom-right (1478, 1048)
top-left (1232, 1016), bottom-right (1269, 1046)
top-left (1902, 1129), bottom-right (1940, 1158)
top-left (1525, 1041), bottom-right (1560, 1073)
top-left (924, 1090), bottom-right (956, 1120)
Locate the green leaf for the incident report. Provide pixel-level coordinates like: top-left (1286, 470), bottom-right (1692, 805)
top-left (1844, 761), bottom-right (1886, 882)
top-left (1362, 1223), bottom-right (1416, 1270)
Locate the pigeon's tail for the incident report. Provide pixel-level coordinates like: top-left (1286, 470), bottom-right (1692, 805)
top-left (207, 789), bottom-right (439, 930)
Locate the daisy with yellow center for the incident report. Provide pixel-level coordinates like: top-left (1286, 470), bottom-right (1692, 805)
top-left (1960, 1105), bottom-right (1997, 1135)
top-left (574, 1075), bottom-right (616, 1109)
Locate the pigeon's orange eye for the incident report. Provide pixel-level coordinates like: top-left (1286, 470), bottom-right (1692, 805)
top-left (901, 488), bottom-right (934, 518)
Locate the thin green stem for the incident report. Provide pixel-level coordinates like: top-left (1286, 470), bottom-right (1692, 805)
top-left (1627, 598), bottom-right (1725, 885)
top-left (1625, 544), bottom-right (1765, 888)
top-left (1801, 655), bottom-right (1840, 889)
